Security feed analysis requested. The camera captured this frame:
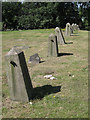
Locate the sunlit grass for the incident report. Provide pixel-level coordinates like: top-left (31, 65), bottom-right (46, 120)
top-left (2, 29), bottom-right (88, 118)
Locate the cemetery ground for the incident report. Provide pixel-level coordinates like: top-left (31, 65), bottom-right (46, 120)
top-left (2, 29), bottom-right (88, 118)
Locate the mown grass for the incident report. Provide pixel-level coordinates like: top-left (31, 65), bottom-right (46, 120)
top-left (2, 29), bottom-right (88, 118)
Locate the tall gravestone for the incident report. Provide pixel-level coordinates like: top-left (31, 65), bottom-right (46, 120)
top-left (5, 47), bottom-right (33, 102)
top-left (48, 33), bottom-right (58, 57)
top-left (70, 25), bottom-right (73, 34)
top-left (76, 25), bottom-right (80, 30)
top-left (74, 24), bottom-right (77, 30)
top-left (72, 23), bottom-right (75, 31)
top-left (77, 25), bottom-right (80, 30)
top-left (55, 27), bottom-right (65, 44)
top-left (65, 23), bottom-right (71, 36)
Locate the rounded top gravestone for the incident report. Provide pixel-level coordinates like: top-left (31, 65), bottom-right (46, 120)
top-left (65, 23), bottom-right (71, 36)
top-left (55, 27), bottom-right (65, 44)
top-left (55, 27), bottom-right (59, 32)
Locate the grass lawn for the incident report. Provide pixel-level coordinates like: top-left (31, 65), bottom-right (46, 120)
top-left (2, 29), bottom-right (88, 118)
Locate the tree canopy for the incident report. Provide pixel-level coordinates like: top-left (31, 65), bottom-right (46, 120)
top-left (2, 2), bottom-right (89, 30)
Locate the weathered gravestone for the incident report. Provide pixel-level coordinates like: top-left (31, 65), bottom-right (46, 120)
top-left (48, 33), bottom-right (58, 57)
top-left (65, 23), bottom-right (71, 36)
top-left (70, 25), bottom-right (73, 34)
top-left (72, 23), bottom-right (74, 30)
top-left (74, 24), bottom-right (77, 30)
top-left (28, 53), bottom-right (40, 64)
top-left (76, 24), bottom-right (80, 30)
top-left (5, 47), bottom-right (33, 102)
top-left (55, 27), bottom-right (65, 44)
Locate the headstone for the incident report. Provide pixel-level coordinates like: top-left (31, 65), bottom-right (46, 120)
top-left (72, 23), bottom-right (75, 31)
top-left (74, 24), bottom-right (77, 30)
top-left (5, 47), bottom-right (33, 102)
top-left (29, 53), bottom-right (40, 64)
top-left (65, 23), bottom-right (71, 36)
top-left (55, 27), bottom-right (65, 44)
top-left (48, 33), bottom-right (58, 57)
top-left (77, 25), bottom-right (80, 30)
top-left (70, 25), bottom-right (73, 34)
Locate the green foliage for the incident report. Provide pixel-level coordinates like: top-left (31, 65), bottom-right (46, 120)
top-left (2, 2), bottom-right (89, 30)
top-left (78, 2), bottom-right (88, 29)
top-left (2, 2), bottom-right (22, 30)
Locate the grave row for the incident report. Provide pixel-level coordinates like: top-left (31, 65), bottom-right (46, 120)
top-left (48, 23), bottom-right (79, 57)
top-left (5, 23), bottom-right (80, 102)
top-left (65, 23), bottom-right (79, 36)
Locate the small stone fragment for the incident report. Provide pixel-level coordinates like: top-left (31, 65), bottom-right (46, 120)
top-left (29, 53), bottom-right (40, 64)
top-left (50, 77), bottom-right (57, 80)
top-left (44, 75), bottom-right (52, 79)
top-left (72, 75), bottom-right (74, 77)
top-left (29, 102), bottom-right (32, 105)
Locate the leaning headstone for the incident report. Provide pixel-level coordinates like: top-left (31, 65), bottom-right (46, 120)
top-left (55, 27), bottom-right (65, 44)
top-left (29, 53), bottom-right (40, 64)
top-left (65, 23), bottom-right (71, 36)
top-left (48, 33), bottom-right (58, 57)
top-left (5, 47), bottom-right (33, 102)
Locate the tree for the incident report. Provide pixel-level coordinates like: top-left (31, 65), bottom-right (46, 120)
top-left (2, 2), bottom-right (22, 30)
top-left (2, 2), bottom-right (89, 30)
top-left (78, 2), bottom-right (89, 29)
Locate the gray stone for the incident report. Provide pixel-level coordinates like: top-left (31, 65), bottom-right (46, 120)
top-left (5, 47), bottom-right (33, 102)
top-left (72, 23), bottom-right (75, 31)
top-left (70, 25), bottom-right (73, 34)
top-left (72, 24), bottom-right (80, 31)
top-left (74, 24), bottom-right (77, 30)
top-left (55, 27), bottom-right (65, 44)
top-left (72, 23), bottom-right (80, 32)
top-left (48, 33), bottom-right (58, 57)
top-left (29, 53), bottom-right (40, 64)
top-left (77, 25), bottom-right (80, 30)
top-left (65, 23), bottom-right (71, 36)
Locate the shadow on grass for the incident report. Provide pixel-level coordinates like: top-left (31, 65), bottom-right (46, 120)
top-left (71, 34), bottom-right (79, 36)
top-left (72, 32), bottom-right (78, 34)
top-left (32, 85), bottom-right (61, 100)
top-left (65, 42), bottom-right (73, 44)
top-left (40, 61), bottom-right (45, 63)
top-left (58, 53), bottom-right (73, 57)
